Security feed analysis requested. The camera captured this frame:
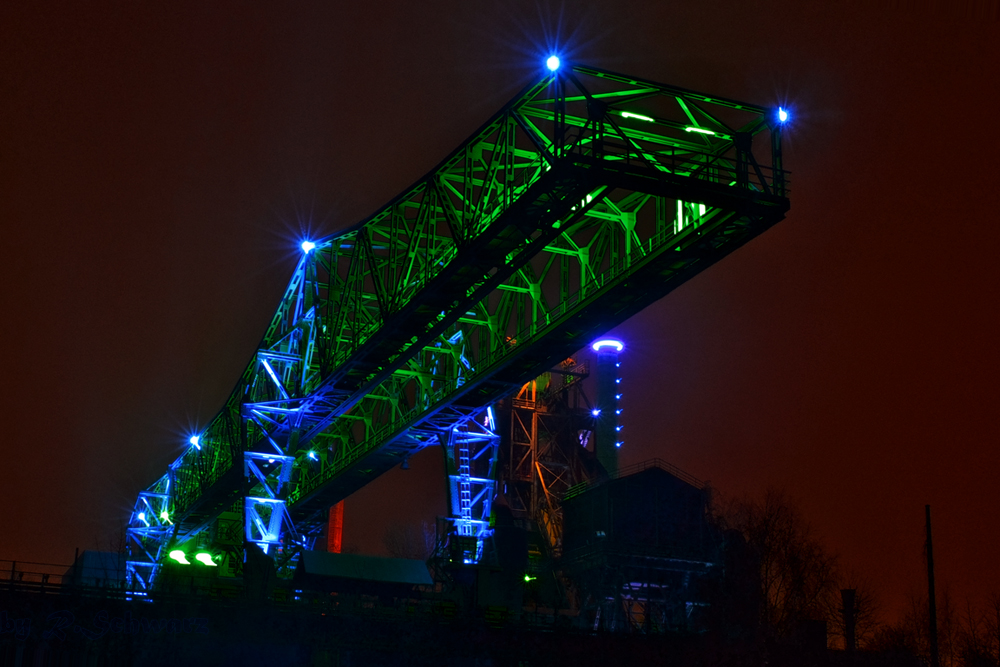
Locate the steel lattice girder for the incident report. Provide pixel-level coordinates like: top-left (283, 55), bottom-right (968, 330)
top-left (127, 64), bottom-right (789, 561)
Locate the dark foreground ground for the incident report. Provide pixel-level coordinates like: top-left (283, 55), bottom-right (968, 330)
top-left (1, 585), bottom-right (925, 667)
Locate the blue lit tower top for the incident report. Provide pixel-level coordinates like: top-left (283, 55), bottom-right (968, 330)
top-left (591, 339), bottom-right (623, 477)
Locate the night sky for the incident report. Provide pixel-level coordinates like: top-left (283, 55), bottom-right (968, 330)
top-left (3, 1), bottom-right (998, 622)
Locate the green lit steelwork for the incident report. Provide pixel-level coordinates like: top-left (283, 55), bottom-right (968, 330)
top-left (126, 63), bottom-right (789, 587)
top-left (620, 111), bottom-right (654, 122)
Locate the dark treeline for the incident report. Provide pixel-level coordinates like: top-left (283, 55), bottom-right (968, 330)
top-left (708, 487), bottom-right (1000, 666)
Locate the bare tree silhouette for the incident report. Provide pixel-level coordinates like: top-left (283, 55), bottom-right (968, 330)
top-left (715, 487), bottom-right (838, 639)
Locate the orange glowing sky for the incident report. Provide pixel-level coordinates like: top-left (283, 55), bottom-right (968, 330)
top-left (2, 0), bottom-right (998, 622)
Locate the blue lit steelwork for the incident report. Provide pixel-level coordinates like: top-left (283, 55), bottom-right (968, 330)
top-left (244, 453), bottom-right (297, 555)
top-left (443, 415), bottom-right (500, 564)
top-left (125, 474), bottom-right (174, 589)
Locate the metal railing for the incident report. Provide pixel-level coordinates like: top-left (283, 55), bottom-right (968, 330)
top-left (0, 559), bottom-right (125, 597)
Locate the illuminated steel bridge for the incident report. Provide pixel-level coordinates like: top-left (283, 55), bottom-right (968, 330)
top-left (126, 62), bottom-right (790, 590)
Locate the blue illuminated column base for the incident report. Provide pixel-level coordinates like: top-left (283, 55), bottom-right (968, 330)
top-left (245, 497), bottom-right (290, 555)
top-left (125, 478), bottom-right (174, 591)
top-left (243, 452), bottom-right (297, 556)
top-left (444, 412), bottom-right (499, 565)
top-left (125, 561), bottom-right (158, 593)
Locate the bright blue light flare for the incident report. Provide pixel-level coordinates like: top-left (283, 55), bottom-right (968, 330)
top-left (301, 240), bottom-right (316, 253)
top-left (308, 451), bottom-right (318, 461)
top-left (189, 435), bottom-right (201, 450)
top-left (591, 408), bottom-right (601, 417)
top-left (546, 55), bottom-right (560, 71)
top-left (778, 107), bottom-right (789, 123)
top-left (591, 339), bottom-right (624, 352)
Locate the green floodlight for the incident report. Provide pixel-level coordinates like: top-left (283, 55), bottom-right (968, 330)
top-left (523, 573), bottom-right (537, 582)
top-left (621, 111), bottom-right (654, 122)
top-left (168, 550), bottom-right (190, 565)
top-left (195, 552), bottom-right (218, 567)
top-left (684, 126), bottom-right (716, 136)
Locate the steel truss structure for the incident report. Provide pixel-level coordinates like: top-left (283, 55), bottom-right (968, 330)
top-left (501, 361), bottom-right (596, 560)
top-left (126, 63), bottom-right (789, 589)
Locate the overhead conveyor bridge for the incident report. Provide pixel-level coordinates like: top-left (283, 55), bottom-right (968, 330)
top-left (125, 64), bottom-right (790, 589)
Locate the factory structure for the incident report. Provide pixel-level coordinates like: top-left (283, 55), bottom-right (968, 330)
top-left (1, 60), bottom-right (793, 664)
top-left (152, 338), bottom-right (720, 635)
top-left (454, 338), bottom-right (719, 633)
top-left (1, 343), bottom-right (730, 667)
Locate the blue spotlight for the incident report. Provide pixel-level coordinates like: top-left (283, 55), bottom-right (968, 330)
top-left (546, 55), bottom-right (560, 72)
top-left (301, 240), bottom-right (316, 253)
top-left (591, 408), bottom-right (601, 417)
top-left (591, 339), bottom-right (624, 352)
top-left (189, 435), bottom-right (201, 450)
top-left (778, 107), bottom-right (789, 123)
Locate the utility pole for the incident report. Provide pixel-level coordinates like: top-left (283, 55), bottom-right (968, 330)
top-left (926, 505), bottom-right (940, 667)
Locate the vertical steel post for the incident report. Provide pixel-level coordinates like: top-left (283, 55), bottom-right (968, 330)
top-left (771, 124), bottom-right (784, 197)
top-left (735, 132), bottom-right (752, 190)
top-left (554, 75), bottom-right (565, 157)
